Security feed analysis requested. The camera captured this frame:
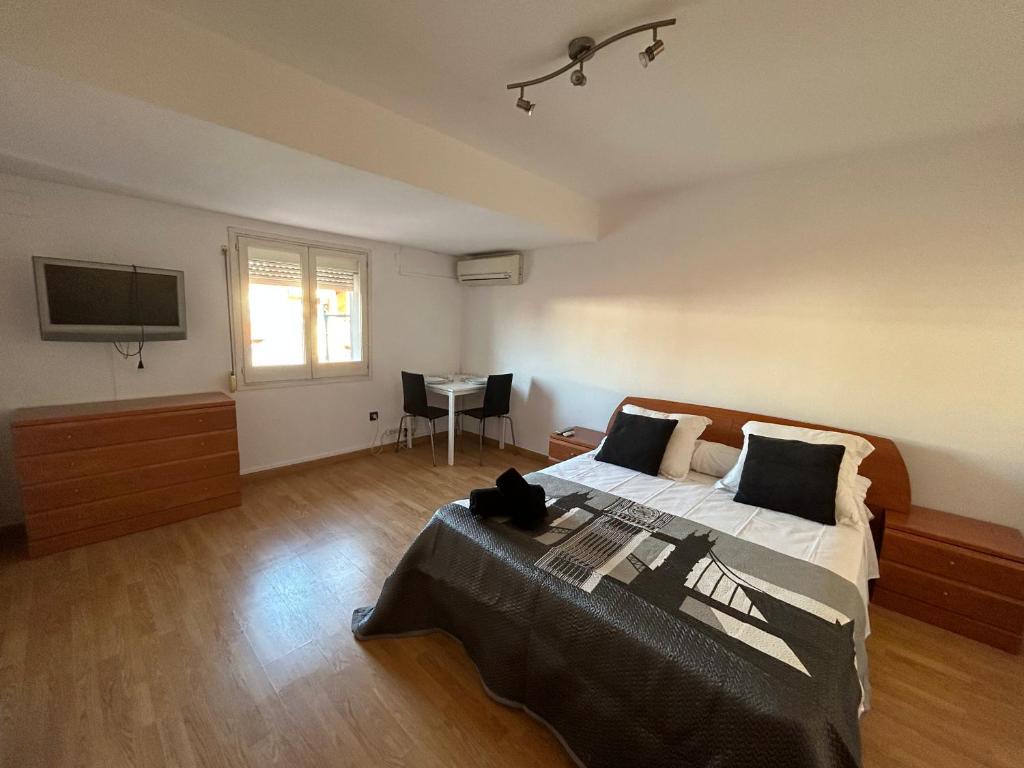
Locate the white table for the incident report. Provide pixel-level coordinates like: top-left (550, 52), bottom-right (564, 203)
top-left (424, 376), bottom-right (503, 465)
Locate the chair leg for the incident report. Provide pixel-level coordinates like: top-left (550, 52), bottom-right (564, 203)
top-left (394, 415), bottom-right (406, 453)
top-left (479, 417), bottom-right (485, 465)
top-left (505, 415), bottom-right (517, 451)
top-left (428, 418), bottom-right (436, 467)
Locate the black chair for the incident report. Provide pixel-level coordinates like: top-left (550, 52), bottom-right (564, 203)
top-left (396, 371), bottom-right (448, 466)
top-left (459, 373), bottom-right (516, 465)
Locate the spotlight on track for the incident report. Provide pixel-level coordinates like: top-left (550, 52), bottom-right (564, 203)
top-left (639, 37), bottom-right (665, 68)
top-left (516, 88), bottom-right (535, 115)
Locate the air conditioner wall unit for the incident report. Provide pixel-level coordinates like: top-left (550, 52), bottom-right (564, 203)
top-left (456, 253), bottom-right (523, 285)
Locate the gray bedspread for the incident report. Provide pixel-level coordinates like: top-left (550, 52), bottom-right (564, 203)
top-left (352, 472), bottom-right (867, 768)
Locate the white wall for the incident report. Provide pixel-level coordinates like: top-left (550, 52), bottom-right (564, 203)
top-left (462, 129), bottom-right (1024, 530)
top-left (0, 173), bottom-right (462, 526)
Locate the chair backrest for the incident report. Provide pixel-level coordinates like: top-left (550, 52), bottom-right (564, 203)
top-left (401, 371), bottom-right (429, 417)
top-left (481, 373), bottom-right (513, 417)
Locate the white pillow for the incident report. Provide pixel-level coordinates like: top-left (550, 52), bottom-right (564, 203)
top-left (851, 473), bottom-right (874, 523)
top-left (621, 404), bottom-right (711, 481)
top-left (690, 440), bottom-right (742, 478)
top-left (715, 421), bottom-right (875, 526)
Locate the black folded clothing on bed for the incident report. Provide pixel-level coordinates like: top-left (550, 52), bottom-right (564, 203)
top-left (469, 487), bottom-right (510, 518)
top-left (495, 467), bottom-right (532, 498)
top-left (469, 468), bottom-right (548, 530)
top-left (514, 484), bottom-right (547, 529)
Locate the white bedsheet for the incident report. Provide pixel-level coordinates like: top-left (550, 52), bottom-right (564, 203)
top-left (540, 450), bottom-right (879, 616)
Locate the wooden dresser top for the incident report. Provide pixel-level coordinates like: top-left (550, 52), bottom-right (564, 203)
top-left (888, 505), bottom-right (1024, 564)
top-left (12, 392), bottom-right (234, 427)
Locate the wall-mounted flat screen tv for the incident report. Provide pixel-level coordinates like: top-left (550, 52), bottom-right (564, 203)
top-left (33, 256), bottom-right (187, 341)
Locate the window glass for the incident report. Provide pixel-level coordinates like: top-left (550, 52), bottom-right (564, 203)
top-left (246, 247), bottom-right (306, 368)
top-left (314, 264), bottom-right (357, 363)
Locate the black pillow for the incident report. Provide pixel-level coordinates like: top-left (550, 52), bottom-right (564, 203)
top-left (734, 435), bottom-right (846, 525)
top-left (594, 411), bottom-right (678, 476)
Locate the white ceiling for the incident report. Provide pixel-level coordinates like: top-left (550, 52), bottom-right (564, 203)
top-left (0, 61), bottom-right (574, 254)
top-left (137, 0), bottom-right (1024, 202)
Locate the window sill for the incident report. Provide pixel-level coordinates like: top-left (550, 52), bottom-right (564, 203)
top-left (235, 371), bottom-right (372, 391)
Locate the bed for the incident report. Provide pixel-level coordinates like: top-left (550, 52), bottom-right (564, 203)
top-left (352, 397), bottom-right (911, 768)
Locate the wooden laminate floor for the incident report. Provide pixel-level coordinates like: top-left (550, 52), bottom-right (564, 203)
top-left (1, 443), bottom-right (1021, 768)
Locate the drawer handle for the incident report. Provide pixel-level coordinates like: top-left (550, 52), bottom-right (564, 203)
top-left (942, 591), bottom-right (950, 597)
top-left (948, 560), bottom-right (955, 567)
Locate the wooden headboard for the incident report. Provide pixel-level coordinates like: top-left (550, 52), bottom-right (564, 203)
top-left (608, 396), bottom-right (911, 520)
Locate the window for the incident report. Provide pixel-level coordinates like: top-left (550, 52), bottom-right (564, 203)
top-left (230, 233), bottom-right (369, 384)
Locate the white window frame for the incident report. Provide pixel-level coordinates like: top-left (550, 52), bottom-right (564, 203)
top-left (227, 229), bottom-right (371, 387)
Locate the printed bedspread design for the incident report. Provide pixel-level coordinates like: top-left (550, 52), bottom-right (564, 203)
top-left (353, 472), bottom-right (867, 768)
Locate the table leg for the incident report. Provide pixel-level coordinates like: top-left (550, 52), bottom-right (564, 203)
top-left (447, 391), bottom-right (456, 466)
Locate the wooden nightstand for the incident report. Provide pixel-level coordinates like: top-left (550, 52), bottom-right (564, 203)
top-left (874, 505), bottom-right (1024, 653)
top-left (548, 427), bottom-right (604, 465)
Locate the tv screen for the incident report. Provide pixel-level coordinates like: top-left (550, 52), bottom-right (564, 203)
top-left (33, 257), bottom-right (187, 341)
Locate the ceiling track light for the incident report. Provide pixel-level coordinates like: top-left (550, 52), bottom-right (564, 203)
top-left (507, 18), bottom-right (675, 113)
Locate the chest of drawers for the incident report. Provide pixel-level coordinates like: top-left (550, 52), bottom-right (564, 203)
top-left (12, 392), bottom-right (241, 557)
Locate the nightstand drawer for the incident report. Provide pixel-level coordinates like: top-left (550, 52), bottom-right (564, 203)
top-left (873, 587), bottom-right (1022, 654)
top-left (883, 529), bottom-right (1024, 601)
top-left (548, 439), bottom-right (588, 463)
top-left (879, 560), bottom-right (1024, 634)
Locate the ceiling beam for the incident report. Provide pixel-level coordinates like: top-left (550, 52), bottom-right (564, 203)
top-left (0, 0), bottom-right (598, 243)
